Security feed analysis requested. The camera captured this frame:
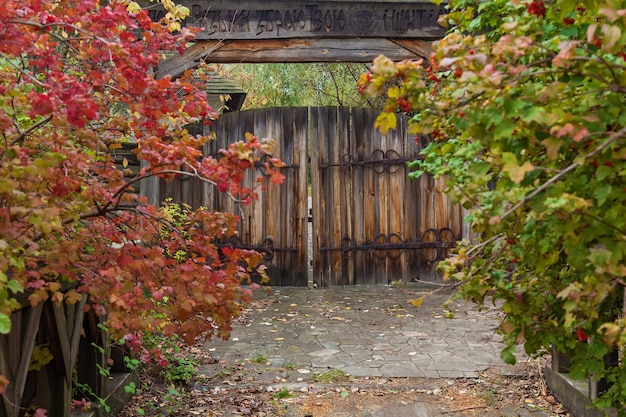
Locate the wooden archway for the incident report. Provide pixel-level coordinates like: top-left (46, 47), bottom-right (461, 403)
top-left (140, 0), bottom-right (443, 78)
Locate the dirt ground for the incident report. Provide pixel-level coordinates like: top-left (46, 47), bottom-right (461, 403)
top-left (117, 350), bottom-right (569, 417)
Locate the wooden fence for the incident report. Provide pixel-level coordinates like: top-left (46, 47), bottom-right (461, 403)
top-left (143, 106), bottom-right (464, 287)
top-left (0, 291), bottom-right (99, 417)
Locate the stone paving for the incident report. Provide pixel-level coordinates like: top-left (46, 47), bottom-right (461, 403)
top-left (203, 285), bottom-right (520, 379)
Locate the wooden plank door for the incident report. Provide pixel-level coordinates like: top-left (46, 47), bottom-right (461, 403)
top-left (312, 106), bottom-right (462, 286)
top-left (204, 107), bottom-right (309, 286)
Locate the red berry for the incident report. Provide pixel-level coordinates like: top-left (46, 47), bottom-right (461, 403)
top-left (527, 0), bottom-right (546, 17)
top-left (563, 17), bottom-right (575, 25)
top-left (576, 329), bottom-right (589, 342)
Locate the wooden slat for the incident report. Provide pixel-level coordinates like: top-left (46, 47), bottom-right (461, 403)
top-left (51, 303), bottom-right (72, 383)
top-left (421, 174), bottom-right (437, 280)
top-left (386, 115), bottom-right (406, 283)
top-left (349, 108), bottom-right (367, 284)
top-left (362, 108), bottom-right (381, 285)
top-left (405, 138), bottom-right (424, 281)
top-left (337, 107), bottom-right (352, 286)
top-left (293, 107), bottom-right (309, 287)
top-left (8, 304), bottom-right (43, 417)
top-left (265, 108), bottom-right (281, 283)
top-left (139, 160), bottom-right (160, 206)
top-left (310, 107), bottom-right (324, 287)
top-left (325, 107), bottom-right (341, 287)
top-left (377, 112), bottom-right (391, 284)
top-left (69, 294), bottom-right (88, 372)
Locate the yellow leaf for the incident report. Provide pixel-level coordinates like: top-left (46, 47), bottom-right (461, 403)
top-left (387, 86), bottom-right (401, 99)
top-left (541, 138), bottom-right (562, 160)
top-left (375, 112), bottom-right (397, 135)
top-left (501, 152), bottom-right (533, 183)
top-left (410, 297), bottom-right (425, 308)
top-left (122, 157), bottom-right (128, 168)
top-left (274, 337), bottom-right (285, 341)
top-left (126, 1), bottom-right (141, 13)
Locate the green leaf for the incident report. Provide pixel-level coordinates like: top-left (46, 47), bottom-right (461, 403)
top-left (500, 345), bottom-right (517, 364)
top-left (468, 161), bottom-right (492, 178)
top-left (0, 313), bottom-right (11, 334)
top-left (593, 183), bottom-right (613, 206)
top-left (493, 120), bottom-right (516, 139)
top-left (7, 280), bottom-right (23, 294)
top-left (560, 25), bottom-right (579, 37)
top-left (519, 106), bottom-right (545, 123)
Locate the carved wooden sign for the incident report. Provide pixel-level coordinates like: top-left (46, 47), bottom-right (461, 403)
top-left (142, 1), bottom-right (447, 40)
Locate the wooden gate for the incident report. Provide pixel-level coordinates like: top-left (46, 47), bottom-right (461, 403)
top-left (201, 106), bottom-right (463, 287)
top-left (204, 108), bottom-right (310, 287)
top-left (310, 107), bottom-right (462, 286)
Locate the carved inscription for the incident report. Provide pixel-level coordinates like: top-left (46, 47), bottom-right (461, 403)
top-left (144, 1), bottom-right (446, 40)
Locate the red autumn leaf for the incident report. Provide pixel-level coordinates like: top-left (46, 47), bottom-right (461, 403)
top-left (29, 92), bottom-right (55, 117)
top-left (118, 254), bottom-right (133, 267)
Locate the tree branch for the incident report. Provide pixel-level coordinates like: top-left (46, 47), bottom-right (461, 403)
top-left (499, 125), bottom-right (626, 221)
top-left (9, 116), bottom-right (52, 146)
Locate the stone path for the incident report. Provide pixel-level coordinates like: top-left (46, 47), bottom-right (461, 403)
top-left (199, 285), bottom-right (553, 416)
top-left (205, 286), bottom-right (512, 379)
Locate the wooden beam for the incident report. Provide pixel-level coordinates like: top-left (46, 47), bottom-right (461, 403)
top-left (140, 0), bottom-right (446, 40)
top-left (156, 38), bottom-right (433, 78)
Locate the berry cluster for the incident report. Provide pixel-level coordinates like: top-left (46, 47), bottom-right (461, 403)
top-left (526, 0), bottom-right (546, 17)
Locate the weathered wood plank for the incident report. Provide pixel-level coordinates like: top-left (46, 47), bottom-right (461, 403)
top-left (12, 304), bottom-right (43, 417)
top-left (386, 116), bottom-right (406, 283)
top-left (318, 107), bottom-right (333, 286)
top-left (327, 107), bottom-right (343, 286)
top-left (378, 114), bottom-right (392, 284)
top-left (155, 38), bottom-right (433, 78)
top-left (350, 108), bottom-right (366, 285)
top-left (293, 107), bottom-right (309, 287)
top-left (361, 108), bottom-right (380, 285)
top-left (310, 107), bottom-right (324, 287)
top-left (338, 107), bottom-right (352, 285)
top-left (142, 1), bottom-right (445, 40)
top-left (51, 303), bottom-right (72, 383)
